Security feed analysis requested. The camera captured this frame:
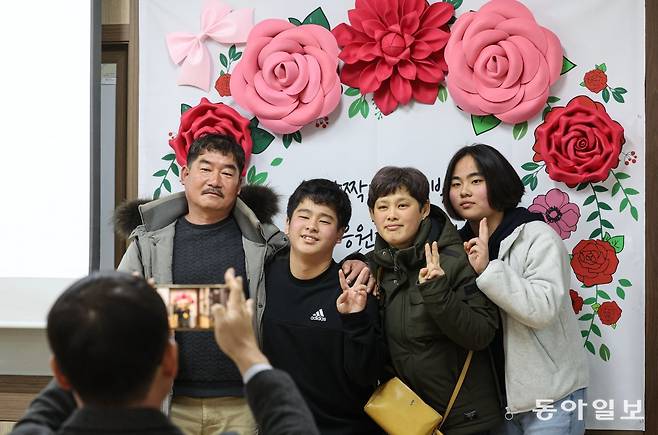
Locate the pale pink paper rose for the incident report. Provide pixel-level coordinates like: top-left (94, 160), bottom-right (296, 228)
top-left (445, 0), bottom-right (563, 123)
top-left (230, 19), bottom-right (341, 134)
top-left (529, 188), bottom-right (580, 240)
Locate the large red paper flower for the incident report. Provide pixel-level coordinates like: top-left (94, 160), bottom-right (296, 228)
top-left (570, 239), bottom-right (619, 287)
top-left (230, 19), bottom-right (341, 134)
top-left (533, 95), bottom-right (625, 187)
top-left (169, 98), bottom-right (253, 175)
top-left (444, 0), bottom-right (562, 123)
top-left (332, 0), bottom-right (453, 115)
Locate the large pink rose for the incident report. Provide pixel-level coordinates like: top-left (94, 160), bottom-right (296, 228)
top-left (169, 98), bottom-right (253, 175)
top-left (445, 0), bottom-right (563, 123)
top-left (230, 19), bottom-right (341, 134)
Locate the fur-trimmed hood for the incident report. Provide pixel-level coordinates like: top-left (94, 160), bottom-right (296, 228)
top-left (114, 184), bottom-right (280, 238)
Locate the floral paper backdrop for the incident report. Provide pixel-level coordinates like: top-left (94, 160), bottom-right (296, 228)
top-left (139, 0), bottom-right (645, 429)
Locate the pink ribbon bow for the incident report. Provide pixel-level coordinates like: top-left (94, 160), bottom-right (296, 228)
top-left (166, 0), bottom-right (253, 91)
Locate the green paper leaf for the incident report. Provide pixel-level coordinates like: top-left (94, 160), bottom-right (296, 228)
top-left (153, 187), bottom-right (161, 200)
top-left (591, 324), bottom-right (602, 337)
top-left (360, 100), bottom-right (370, 118)
top-left (612, 91), bottom-right (625, 103)
top-left (220, 53), bottom-right (228, 68)
top-left (614, 87), bottom-right (627, 94)
top-left (282, 134), bottom-right (293, 148)
top-left (586, 211), bottom-right (599, 222)
top-left (589, 228), bottom-right (602, 239)
top-left (585, 341), bottom-right (595, 355)
top-left (521, 162), bottom-right (539, 171)
top-left (604, 232), bottom-right (611, 241)
top-left (348, 99), bottom-right (362, 118)
top-left (219, 70), bottom-right (225, 76)
top-left (303, 7), bottom-right (331, 30)
top-left (583, 195), bottom-right (596, 206)
top-left (181, 103), bottom-right (192, 114)
top-left (580, 81), bottom-right (585, 87)
top-left (560, 56), bottom-right (577, 75)
top-left (547, 96), bottom-right (561, 103)
top-left (598, 63), bottom-right (607, 72)
top-left (271, 157), bottom-right (283, 167)
top-left (601, 219), bottom-right (614, 229)
top-left (529, 176), bottom-right (538, 191)
top-left (579, 313), bottom-right (594, 321)
top-left (542, 106), bottom-right (551, 120)
top-left (624, 188), bottom-right (639, 195)
top-left (593, 185), bottom-right (608, 192)
top-left (581, 330), bottom-right (588, 337)
top-left (583, 297), bottom-right (596, 305)
top-left (153, 170), bottom-right (167, 177)
top-left (512, 121), bottom-right (528, 140)
top-left (597, 290), bottom-right (611, 300)
top-left (611, 182), bottom-right (621, 197)
top-left (288, 17), bottom-right (302, 26)
top-left (576, 183), bottom-right (589, 191)
top-left (630, 206), bottom-right (639, 221)
top-left (171, 163), bottom-right (179, 177)
top-left (592, 302), bottom-right (601, 310)
top-left (619, 279), bottom-right (632, 287)
top-left (292, 130), bottom-right (302, 143)
top-left (249, 117), bottom-right (259, 128)
top-left (228, 44), bottom-right (236, 59)
top-left (443, 0), bottom-right (463, 9)
top-left (615, 172), bottom-right (631, 179)
top-left (252, 171), bottom-right (268, 185)
top-left (162, 153), bottom-right (176, 161)
top-left (602, 88), bottom-right (610, 103)
top-left (232, 52), bottom-right (242, 61)
top-left (521, 174), bottom-right (534, 186)
top-left (251, 127), bottom-right (275, 154)
top-left (247, 165), bottom-right (256, 182)
top-left (344, 87), bottom-right (360, 96)
top-left (471, 114), bottom-right (501, 135)
top-left (598, 202), bottom-right (612, 210)
top-left (163, 179), bottom-right (171, 192)
top-left (620, 197), bottom-right (629, 212)
top-left (438, 85), bottom-right (448, 102)
top-left (607, 235), bottom-right (625, 253)
top-left (599, 344), bottom-right (610, 362)
top-left (616, 287), bottom-right (626, 299)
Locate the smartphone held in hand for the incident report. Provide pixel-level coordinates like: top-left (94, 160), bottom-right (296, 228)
top-left (156, 284), bottom-right (229, 330)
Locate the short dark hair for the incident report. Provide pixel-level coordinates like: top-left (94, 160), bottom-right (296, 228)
top-left (367, 166), bottom-right (429, 210)
top-left (47, 272), bottom-right (169, 406)
top-left (286, 179), bottom-right (352, 229)
top-left (442, 143), bottom-right (524, 220)
top-left (187, 134), bottom-right (246, 175)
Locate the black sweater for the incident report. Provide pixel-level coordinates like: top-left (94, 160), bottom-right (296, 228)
top-left (263, 252), bottom-right (384, 435)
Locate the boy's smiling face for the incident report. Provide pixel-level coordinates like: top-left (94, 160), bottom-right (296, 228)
top-left (285, 198), bottom-right (344, 258)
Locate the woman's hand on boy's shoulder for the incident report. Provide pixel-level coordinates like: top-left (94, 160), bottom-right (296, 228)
top-left (419, 241), bottom-right (445, 284)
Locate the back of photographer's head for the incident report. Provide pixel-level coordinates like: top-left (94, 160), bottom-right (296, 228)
top-left (47, 272), bottom-right (172, 407)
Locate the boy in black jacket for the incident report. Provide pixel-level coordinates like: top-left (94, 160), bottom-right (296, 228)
top-left (262, 179), bottom-right (384, 435)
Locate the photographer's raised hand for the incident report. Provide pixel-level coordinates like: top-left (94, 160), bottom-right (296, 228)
top-left (418, 241), bottom-right (445, 284)
top-left (212, 268), bottom-right (268, 375)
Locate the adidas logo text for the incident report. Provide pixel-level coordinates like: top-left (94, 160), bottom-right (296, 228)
top-left (310, 308), bottom-right (326, 322)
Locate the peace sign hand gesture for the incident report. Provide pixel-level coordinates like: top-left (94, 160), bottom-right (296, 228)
top-left (464, 217), bottom-right (490, 275)
top-left (337, 267), bottom-right (370, 314)
top-left (419, 241), bottom-right (445, 284)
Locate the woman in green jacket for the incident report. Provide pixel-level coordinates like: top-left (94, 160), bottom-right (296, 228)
top-left (367, 166), bottom-right (502, 435)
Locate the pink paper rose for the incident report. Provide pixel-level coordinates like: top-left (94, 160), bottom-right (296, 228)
top-left (230, 19), bottom-right (341, 134)
top-left (528, 188), bottom-right (580, 240)
top-left (445, 0), bottom-right (563, 123)
top-left (169, 97), bottom-right (253, 175)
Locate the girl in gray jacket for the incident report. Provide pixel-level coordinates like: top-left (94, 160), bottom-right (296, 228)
top-left (443, 144), bottom-right (588, 435)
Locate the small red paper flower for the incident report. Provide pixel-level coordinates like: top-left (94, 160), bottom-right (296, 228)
top-left (598, 301), bottom-right (622, 326)
top-left (332, 0), bottom-right (454, 115)
top-left (569, 289), bottom-right (584, 315)
top-left (169, 98), bottom-right (253, 175)
top-left (570, 239), bottom-right (620, 287)
top-left (215, 73), bottom-right (232, 97)
top-left (533, 95), bottom-right (625, 187)
top-left (583, 69), bottom-right (607, 93)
